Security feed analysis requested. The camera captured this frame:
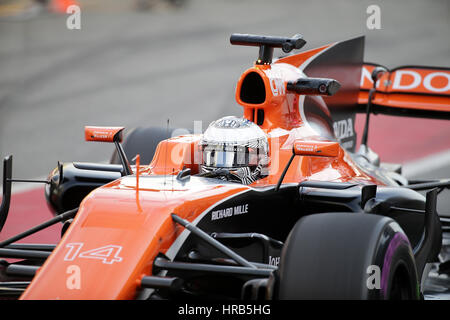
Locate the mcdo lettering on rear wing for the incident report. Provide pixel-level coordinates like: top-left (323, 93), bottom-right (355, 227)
top-left (359, 64), bottom-right (450, 118)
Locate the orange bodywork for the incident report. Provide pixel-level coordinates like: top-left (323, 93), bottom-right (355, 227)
top-left (293, 140), bottom-right (340, 157)
top-left (22, 177), bottom-right (248, 299)
top-left (22, 42), bottom-right (386, 300)
top-left (84, 126), bottom-right (124, 143)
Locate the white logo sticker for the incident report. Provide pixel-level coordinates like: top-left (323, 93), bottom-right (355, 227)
top-left (211, 204), bottom-right (248, 221)
top-left (269, 256), bottom-right (280, 266)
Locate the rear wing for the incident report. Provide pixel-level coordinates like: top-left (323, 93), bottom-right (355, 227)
top-left (275, 36), bottom-right (449, 152)
top-left (359, 64), bottom-right (450, 119)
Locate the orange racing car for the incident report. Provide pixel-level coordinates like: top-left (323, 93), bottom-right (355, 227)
top-left (0, 33), bottom-right (449, 300)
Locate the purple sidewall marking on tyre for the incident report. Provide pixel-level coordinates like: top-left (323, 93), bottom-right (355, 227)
top-left (380, 232), bottom-right (410, 298)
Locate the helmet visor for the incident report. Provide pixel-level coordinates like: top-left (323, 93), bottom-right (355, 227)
top-left (202, 145), bottom-right (258, 168)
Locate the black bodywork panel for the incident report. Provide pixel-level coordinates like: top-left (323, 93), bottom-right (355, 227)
top-left (160, 179), bottom-right (438, 298)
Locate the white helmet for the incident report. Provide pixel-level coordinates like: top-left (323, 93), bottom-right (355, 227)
top-left (199, 116), bottom-right (269, 184)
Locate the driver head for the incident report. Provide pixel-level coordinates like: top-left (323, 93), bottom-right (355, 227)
top-left (199, 116), bottom-right (269, 184)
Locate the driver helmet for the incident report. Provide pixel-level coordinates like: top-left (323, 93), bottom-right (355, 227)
top-left (199, 116), bottom-right (269, 184)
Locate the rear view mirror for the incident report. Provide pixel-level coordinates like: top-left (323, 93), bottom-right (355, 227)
top-left (293, 140), bottom-right (339, 157)
top-left (84, 126), bottom-right (124, 143)
top-left (276, 139), bottom-right (340, 191)
top-left (84, 126), bottom-right (131, 176)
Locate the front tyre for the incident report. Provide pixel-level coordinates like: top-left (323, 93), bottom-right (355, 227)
top-left (273, 212), bottom-right (419, 300)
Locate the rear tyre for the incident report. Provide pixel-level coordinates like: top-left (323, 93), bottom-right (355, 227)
top-left (273, 212), bottom-right (419, 300)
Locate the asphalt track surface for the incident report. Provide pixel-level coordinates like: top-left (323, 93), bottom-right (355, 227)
top-left (0, 0), bottom-right (449, 300)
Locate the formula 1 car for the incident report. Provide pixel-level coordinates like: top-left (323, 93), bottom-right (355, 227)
top-left (0, 33), bottom-right (449, 300)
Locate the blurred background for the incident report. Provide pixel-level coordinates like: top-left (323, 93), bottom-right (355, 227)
top-left (0, 0), bottom-right (449, 221)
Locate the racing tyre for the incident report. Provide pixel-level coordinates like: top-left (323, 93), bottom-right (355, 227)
top-left (273, 212), bottom-right (419, 300)
top-left (110, 126), bottom-right (190, 165)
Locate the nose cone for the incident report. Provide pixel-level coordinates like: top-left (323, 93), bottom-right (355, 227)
top-left (22, 175), bottom-right (249, 300)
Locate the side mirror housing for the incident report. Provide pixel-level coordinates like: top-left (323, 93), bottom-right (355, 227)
top-left (84, 126), bottom-right (131, 176)
top-left (275, 140), bottom-right (340, 191)
top-left (293, 140), bottom-right (340, 157)
top-left (84, 126), bottom-right (124, 143)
